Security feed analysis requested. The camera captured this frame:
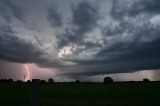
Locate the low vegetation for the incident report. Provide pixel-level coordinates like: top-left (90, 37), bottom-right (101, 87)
top-left (0, 80), bottom-right (160, 106)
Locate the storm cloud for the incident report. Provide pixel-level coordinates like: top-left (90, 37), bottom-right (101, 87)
top-left (0, 25), bottom-right (63, 68)
top-left (56, 0), bottom-right (100, 48)
top-left (0, 0), bottom-right (25, 22)
top-left (0, 0), bottom-right (160, 80)
top-left (111, 0), bottom-right (160, 19)
top-left (47, 6), bottom-right (63, 27)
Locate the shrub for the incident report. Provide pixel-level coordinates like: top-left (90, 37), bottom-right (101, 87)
top-left (75, 80), bottom-right (80, 84)
top-left (103, 76), bottom-right (113, 83)
top-left (143, 78), bottom-right (150, 82)
top-left (48, 78), bottom-right (54, 84)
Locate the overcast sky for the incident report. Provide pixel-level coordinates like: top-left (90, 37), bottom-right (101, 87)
top-left (0, 0), bottom-right (160, 81)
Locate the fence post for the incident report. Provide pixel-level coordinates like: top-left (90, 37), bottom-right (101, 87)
top-left (31, 79), bottom-right (40, 106)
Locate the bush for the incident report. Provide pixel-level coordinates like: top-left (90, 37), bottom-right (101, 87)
top-left (16, 80), bottom-right (23, 83)
top-left (75, 80), bottom-right (80, 84)
top-left (103, 76), bottom-right (113, 83)
top-left (40, 80), bottom-right (46, 84)
top-left (8, 79), bottom-right (13, 83)
top-left (26, 80), bottom-right (31, 83)
top-left (48, 78), bottom-right (54, 84)
top-left (143, 78), bottom-right (150, 82)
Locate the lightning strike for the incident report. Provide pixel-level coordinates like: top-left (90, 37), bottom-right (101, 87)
top-left (24, 64), bottom-right (30, 81)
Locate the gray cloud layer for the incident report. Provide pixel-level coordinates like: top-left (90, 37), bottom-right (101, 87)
top-left (0, 0), bottom-right (160, 78)
top-left (47, 6), bottom-right (62, 27)
top-left (0, 25), bottom-right (63, 68)
top-left (56, 0), bottom-right (100, 48)
top-left (0, 0), bottom-right (25, 23)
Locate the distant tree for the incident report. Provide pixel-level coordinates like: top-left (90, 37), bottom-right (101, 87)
top-left (26, 80), bottom-right (31, 84)
top-left (48, 78), bottom-right (54, 84)
top-left (0, 79), bottom-right (6, 83)
top-left (103, 76), bottom-right (113, 83)
top-left (40, 80), bottom-right (46, 84)
top-left (129, 81), bottom-right (136, 83)
top-left (8, 79), bottom-right (13, 83)
top-left (143, 78), bottom-right (150, 82)
top-left (70, 81), bottom-right (74, 84)
top-left (75, 80), bottom-right (80, 84)
top-left (16, 80), bottom-right (23, 83)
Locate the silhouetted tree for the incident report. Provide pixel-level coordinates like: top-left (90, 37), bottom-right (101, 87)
top-left (26, 80), bottom-right (31, 83)
top-left (103, 76), bottom-right (113, 83)
top-left (40, 80), bottom-right (46, 84)
top-left (143, 78), bottom-right (150, 82)
top-left (8, 79), bottom-right (13, 83)
top-left (75, 80), bottom-right (80, 84)
top-left (70, 81), bottom-right (74, 84)
top-left (129, 81), bottom-right (136, 83)
top-left (0, 79), bottom-right (7, 83)
top-left (16, 80), bottom-right (23, 83)
top-left (48, 78), bottom-right (54, 84)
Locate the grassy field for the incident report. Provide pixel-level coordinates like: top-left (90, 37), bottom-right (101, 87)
top-left (0, 82), bottom-right (160, 106)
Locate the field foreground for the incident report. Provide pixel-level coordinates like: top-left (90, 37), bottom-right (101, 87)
top-left (0, 82), bottom-right (160, 106)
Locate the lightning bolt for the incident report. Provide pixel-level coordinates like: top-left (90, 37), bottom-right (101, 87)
top-left (24, 64), bottom-right (30, 81)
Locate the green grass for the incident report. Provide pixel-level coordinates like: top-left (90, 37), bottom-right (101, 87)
top-left (0, 82), bottom-right (160, 106)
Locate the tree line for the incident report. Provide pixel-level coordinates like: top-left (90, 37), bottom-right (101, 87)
top-left (0, 77), bottom-right (151, 84)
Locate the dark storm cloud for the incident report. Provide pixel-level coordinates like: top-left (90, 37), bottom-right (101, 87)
top-left (0, 0), bottom-right (160, 79)
top-left (129, 0), bottom-right (160, 16)
top-left (111, 0), bottom-right (160, 19)
top-left (102, 21), bottom-right (133, 37)
top-left (77, 37), bottom-right (160, 66)
top-left (72, 0), bottom-right (99, 33)
top-left (56, 0), bottom-right (100, 48)
top-left (60, 0), bottom-right (160, 76)
top-left (47, 7), bottom-right (63, 27)
top-left (62, 38), bottom-right (160, 76)
top-left (0, 25), bottom-right (44, 63)
top-left (0, 25), bottom-right (62, 68)
top-left (0, 0), bottom-right (25, 22)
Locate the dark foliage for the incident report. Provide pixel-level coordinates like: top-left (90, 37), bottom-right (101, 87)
top-left (143, 78), bottom-right (150, 82)
top-left (0, 79), bottom-right (14, 83)
top-left (75, 80), bottom-right (81, 84)
top-left (16, 80), bottom-right (23, 83)
top-left (26, 80), bottom-right (31, 84)
top-left (40, 80), bottom-right (46, 84)
top-left (103, 76), bottom-right (113, 83)
top-left (48, 78), bottom-right (54, 84)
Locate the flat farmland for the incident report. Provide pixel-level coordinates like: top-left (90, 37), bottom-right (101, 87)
top-left (0, 82), bottom-right (160, 106)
